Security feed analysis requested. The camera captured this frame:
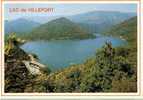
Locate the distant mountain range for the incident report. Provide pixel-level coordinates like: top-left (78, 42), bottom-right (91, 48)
top-left (5, 18), bottom-right (40, 34)
top-left (4, 10), bottom-right (136, 40)
top-left (25, 16), bottom-right (62, 24)
top-left (26, 11), bottom-right (136, 33)
top-left (68, 11), bottom-right (136, 33)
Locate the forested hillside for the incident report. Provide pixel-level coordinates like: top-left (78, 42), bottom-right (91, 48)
top-left (5, 40), bottom-right (137, 92)
top-left (44, 16), bottom-right (137, 92)
top-left (41, 16), bottom-right (137, 92)
top-left (104, 16), bottom-right (137, 45)
top-left (26, 17), bottom-right (94, 40)
top-left (4, 16), bottom-right (137, 93)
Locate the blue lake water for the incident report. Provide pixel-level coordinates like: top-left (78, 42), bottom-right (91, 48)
top-left (21, 37), bottom-right (126, 71)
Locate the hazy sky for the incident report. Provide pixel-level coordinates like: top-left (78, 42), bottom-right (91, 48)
top-left (4, 3), bottom-right (137, 20)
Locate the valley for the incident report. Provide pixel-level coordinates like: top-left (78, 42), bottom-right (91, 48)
top-left (4, 10), bottom-right (137, 93)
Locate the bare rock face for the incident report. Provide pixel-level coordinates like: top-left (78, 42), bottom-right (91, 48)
top-left (23, 55), bottom-right (46, 75)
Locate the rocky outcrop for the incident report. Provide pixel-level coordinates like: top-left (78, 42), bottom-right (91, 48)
top-left (23, 54), bottom-right (46, 75)
top-left (5, 33), bottom-right (48, 92)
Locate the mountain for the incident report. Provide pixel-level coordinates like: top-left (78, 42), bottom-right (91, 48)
top-left (23, 11), bottom-right (136, 34)
top-left (29, 17), bottom-right (94, 40)
top-left (5, 18), bottom-right (40, 34)
top-left (5, 17), bottom-right (137, 93)
top-left (26, 16), bottom-right (62, 24)
top-left (5, 11), bottom-right (136, 40)
top-left (104, 16), bottom-right (137, 44)
top-left (68, 11), bottom-right (136, 33)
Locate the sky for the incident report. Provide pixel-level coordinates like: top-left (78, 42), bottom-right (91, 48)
top-left (4, 3), bottom-right (137, 20)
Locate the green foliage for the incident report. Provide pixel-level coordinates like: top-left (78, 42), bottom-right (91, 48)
top-left (48, 65), bottom-right (82, 92)
top-left (45, 43), bottom-right (136, 92)
top-left (4, 34), bottom-right (51, 92)
top-left (5, 16), bottom-right (137, 93)
top-left (78, 43), bottom-right (136, 92)
top-left (25, 17), bottom-right (95, 40)
top-left (5, 41), bottom-right (137, 92)
top-left (103, 16), bottom-right (137, 45)
top-left (24, 74), bottom-right (52, 92)
top-left (111, 75), bottom-right (137, 92)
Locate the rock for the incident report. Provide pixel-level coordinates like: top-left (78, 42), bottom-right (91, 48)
top-left (22, 60), bottom-right (46, 75)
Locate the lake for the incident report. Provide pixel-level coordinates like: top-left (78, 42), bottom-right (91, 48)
top-left (21, 36), bottom-right (126, 71)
